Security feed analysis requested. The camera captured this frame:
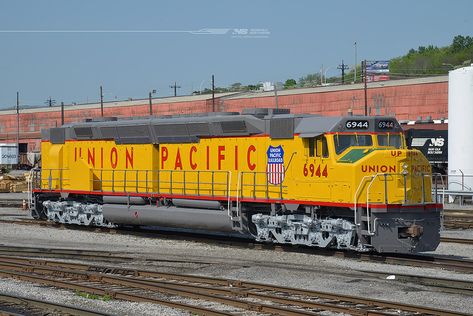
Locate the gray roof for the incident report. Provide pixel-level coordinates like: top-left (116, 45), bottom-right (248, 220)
top-left (295, 117), bottom-right (341, 137)
top-left (43, 109), bottom-right (402, 144)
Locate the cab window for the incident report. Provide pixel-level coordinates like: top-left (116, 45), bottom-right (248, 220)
top-left (308, 136), bottom-right (329, 158)
top-left (308, 138), bottom-right (315, 157)
top-left (317, 136), bottom-right (329, 158)
top-left (377, 134), bottom-right (403, 148)
top-left (335, 134), bottom-right (372, 154)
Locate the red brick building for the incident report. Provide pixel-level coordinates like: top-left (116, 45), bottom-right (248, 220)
top-left (0, 76), bottom-right (448, 153)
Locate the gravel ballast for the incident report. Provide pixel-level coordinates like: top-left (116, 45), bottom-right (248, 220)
top-left (0, 207), bottom-right (472, 315)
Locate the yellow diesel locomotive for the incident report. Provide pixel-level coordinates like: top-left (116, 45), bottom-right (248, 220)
top-left (31, 108), bottom-right (441, 253)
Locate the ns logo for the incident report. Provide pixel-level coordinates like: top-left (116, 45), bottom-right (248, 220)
top-left (429, 137), bottom-right (445, 147)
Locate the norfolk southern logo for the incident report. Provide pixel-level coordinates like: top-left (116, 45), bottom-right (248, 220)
top-left (266, 145), bottom-right (285, 185)
top-left (411, 137), bottom-right (445, 147)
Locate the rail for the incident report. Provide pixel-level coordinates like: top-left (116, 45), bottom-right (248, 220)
top-left (239, 170), bottom-right (286, 200)
top-left (432, 172), bottom-right (473, 206)
top-left (234, 170), bottom-right (287, 219)
top-left (32, 168), bottom-right (287, 222)
top-left (32, 168), bottom-right (232, 208)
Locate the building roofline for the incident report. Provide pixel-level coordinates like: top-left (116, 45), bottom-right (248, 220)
top-left (0, 76), bottom-right (448, 116)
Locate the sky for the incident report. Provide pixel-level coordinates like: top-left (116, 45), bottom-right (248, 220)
top-left (0, 0), bottom-right (471, 109)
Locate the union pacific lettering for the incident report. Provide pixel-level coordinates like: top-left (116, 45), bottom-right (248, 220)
top-left (361, 165), bottom-right (396, 173)
top-left (74, 146), bottom-right (134, 169)
top-left (411, 164), bottom-right (431, 173)
top-left (161, 145), bottom-right (257, 171)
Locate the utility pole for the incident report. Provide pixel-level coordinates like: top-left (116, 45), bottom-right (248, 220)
top-left (16, 92), bottom-right (19, 165)
top-left (61, 102), bottom-right (64, 125)
top-left (274, 82), bottom-right (279, 109)
top-left (170, 82), bottom-right (181, 97)
top-left (211, 75), bottom-right (215, 112)
top-left (149, 92), bottom-right (153, 116)
top-left (148, 89), bottom-right (156, 116)
top-left (337, 60), bottom-right (349, 84)
top-left (320, 64), bottom-right (324, 85)
top-left (45, 96), bottom-right (56, 107)
top-left (354, 42), bottom-right (357, 83)
top-left (100, 86), bottom-right (104, 117)
top-left (363, 60), bottom-right (368, 116)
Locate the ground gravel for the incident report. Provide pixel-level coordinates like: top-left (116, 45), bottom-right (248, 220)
top-left (0, 277), bottom-right (189, 316)
top-left (0, 207), bottom-right (472, 315)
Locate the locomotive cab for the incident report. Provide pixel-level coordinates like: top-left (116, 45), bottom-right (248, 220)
top-left (307, 124), bottom-right (440, 253)
top-left (286, 117), bottom-right (440, 253)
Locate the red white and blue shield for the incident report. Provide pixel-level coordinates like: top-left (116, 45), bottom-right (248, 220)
top-left (266, 145), bottom-right (285, 185)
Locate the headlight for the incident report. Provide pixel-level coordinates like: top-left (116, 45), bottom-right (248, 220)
top-left (402, 163), bottom-right (409, 175)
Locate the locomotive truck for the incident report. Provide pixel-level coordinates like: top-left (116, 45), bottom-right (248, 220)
top-left (31, 108), bottom-right (441, 253)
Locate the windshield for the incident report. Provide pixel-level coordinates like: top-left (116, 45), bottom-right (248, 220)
top-left (335, 134), bottom-right (373, 154)
top-left (377, 134), bottom-right (403, 148)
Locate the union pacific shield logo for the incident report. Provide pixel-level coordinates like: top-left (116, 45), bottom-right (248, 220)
top-left (266, 145), bottom-right (285, 185)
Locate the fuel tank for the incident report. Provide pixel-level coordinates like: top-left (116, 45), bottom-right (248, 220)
top-left (102, 204), bottom-right (234, 232)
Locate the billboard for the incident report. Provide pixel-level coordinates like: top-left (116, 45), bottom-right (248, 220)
top-left (366, 60), bottom-right (390, 82)
top-left (366, 60), bottom-right (390, 74)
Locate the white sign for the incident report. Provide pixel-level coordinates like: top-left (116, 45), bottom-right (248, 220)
top-left (0, 144), bottom-right (18, 164)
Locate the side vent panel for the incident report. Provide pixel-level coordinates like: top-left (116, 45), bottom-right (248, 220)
top-left (117, 124), bottom-right (152, 144)
top-left (220, 120), bottom-right (248, 135)
top-left (74, 127), bottom-right (93, 139)
top-left (187, 122), bottom-right (210, 136)
top-left (100, 126), bottom-right (118, 140)
top-left (50, 128), bottom-right (66, 144)
top-left (270, 118), bottom-right (294, 139)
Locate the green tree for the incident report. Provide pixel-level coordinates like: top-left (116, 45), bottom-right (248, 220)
top-left (229, 82), bottom-right (242, 91)
top-left (298, 73), bottom-right (321, 87)
top-left (390, 34), bottom-right (473, 77)
top-left (284, 79), bottom-right (297, 89)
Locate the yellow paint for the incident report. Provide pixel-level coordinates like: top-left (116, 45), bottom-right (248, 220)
top-left (40, 132), bottom-right (433, 206)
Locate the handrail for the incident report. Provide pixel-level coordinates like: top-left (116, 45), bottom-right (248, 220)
top-left (354, 172), bottom-right (434, 234)
top-left (365, 173), bottom-right (389, 234)
top-left (235, 171), bottom-right (242, 219)
top-left (239, 171), bottom-right (287, 201)
top-left (353, 175), bottom-right (375, 226)
top-left (27, 169), bottom-right (34, 208)
top-left (35, 168), bottom-right (232, 201)
top-left (226, 171), bottom-right (232, 217)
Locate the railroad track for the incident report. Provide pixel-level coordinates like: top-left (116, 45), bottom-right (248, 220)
top-left (0, 200), bottom-right (23, 208)
top-left (443, 211), bottom-right (473, 229)
top-left (441, 237), bottom-right (473, 245)
top-left (444, 219), bottom-right (473, 229)
top-left (0, 255), bottom-right (470, 316)
top-left (0, 293), bottom-right (109, 316)
top-left (1, 218), bottom-right (473, 274)
top-left (0, 244), bottom-right (134, 262)
top-left (1, 244), bottom-right (473, 297)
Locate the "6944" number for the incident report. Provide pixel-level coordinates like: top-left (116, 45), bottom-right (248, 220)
top-left (303, 163), bottom-right (328, 177)
top-left (345, 120), bottom-right (369, 129)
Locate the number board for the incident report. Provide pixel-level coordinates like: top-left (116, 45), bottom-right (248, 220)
top-left (377, 120), bottom-right (395, 130)
top-left (345, 120), bottom-right (369, 130)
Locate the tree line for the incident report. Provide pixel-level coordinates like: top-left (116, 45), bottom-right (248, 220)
top-left (195, 35), bottom-right (473, 94)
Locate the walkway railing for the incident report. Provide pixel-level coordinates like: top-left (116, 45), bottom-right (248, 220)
top-left (354, 172), bottom-right (434, 235)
